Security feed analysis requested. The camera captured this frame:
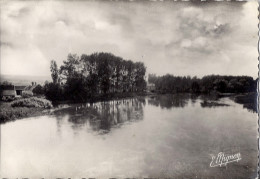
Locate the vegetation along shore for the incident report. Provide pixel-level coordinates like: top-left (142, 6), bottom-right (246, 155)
top-left (0, 52), bottom-right (258, 123)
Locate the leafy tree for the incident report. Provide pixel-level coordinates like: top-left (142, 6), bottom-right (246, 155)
top-left (59, 54), bottom-right (80, 82)
top-left (45, 52), bottom-right (147, 102)
top-left (191, 81), bottom-right (200, 93)
top-left (149, 74), bottom-right (256, 94)
top-left (50, 60), bottom-right (59, 84)
top-left (148, 74), bottom-right (157, 84)
top-left (44, 82), bottom-right (63, 101)
top-left (0, 81), bottom-right (12, 86)
top-left (32, 84), bottom-right (44, 95)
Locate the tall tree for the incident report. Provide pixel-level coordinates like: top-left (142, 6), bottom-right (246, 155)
top-left (59, 53), bottom-right (80, 81)
top-left (50, 60), bottom-right (59, 84)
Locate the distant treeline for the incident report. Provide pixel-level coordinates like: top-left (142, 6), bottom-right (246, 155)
top-left (41, 52), bottom-right (146, 102)
top-left (148, 74), bottom-right (257, 94)
top-left (2, 52), bottom-right (256, 103)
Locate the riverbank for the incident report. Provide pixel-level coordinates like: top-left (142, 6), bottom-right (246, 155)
top-left (0, 92), bottom-right (256, 123)
top-left (0, 102), bottom-right (43, 123)
top-left (0, 97), bottom-right (53, 124)
top-left (53, 91), bottom-right (154, 105)
top-left (0, 92), bottom-right (152, 123)
top-left (233, 92), bottom-right (257, 112)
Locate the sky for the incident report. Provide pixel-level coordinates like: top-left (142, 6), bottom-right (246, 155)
top-left (0, 0), bottom-right (258, 78)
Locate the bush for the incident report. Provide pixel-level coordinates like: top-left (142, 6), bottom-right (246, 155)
top-left (0, 102), bottom-right (44, 123)
top-left (11, 97), bottom-right (53, 109)
top-left (22, 91), bottom-right (34, 98)
top-left (44, 82), bottom-right (64, 101)
top-left (33, 84), bottom-right (44, 95)
top-left (0, 106), bottom-right (33, 123)
top-left (1, 96), bottom-right (15, 102)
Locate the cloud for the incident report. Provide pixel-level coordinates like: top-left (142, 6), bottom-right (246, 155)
top-left (1, 44), bottom-right (49, 76)
top-left (0, 1), bottom-right (258, 78)
top-left (166, 6), bottom-right (239, 57)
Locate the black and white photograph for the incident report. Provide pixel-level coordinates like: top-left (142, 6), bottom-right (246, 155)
top-left (0, 0), bottom-right (258, 178)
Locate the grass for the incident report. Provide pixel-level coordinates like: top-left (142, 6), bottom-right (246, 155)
top-left (0, 97), bottom-right (53, 123)
top-left (0, 102), bottom-right (42, 123)
top-left (11, 97), bottom-right (53, 108)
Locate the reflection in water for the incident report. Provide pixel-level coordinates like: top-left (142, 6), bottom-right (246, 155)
top-left (54, 98), bottom-right (145, 133)
top-left (198, 94), bottom-right (257, 113)
top-left (54, 94), bottom-right (256, 134)
top-left (148, 94), bottom-right (190, 109)
top-left (200, 100), bottom-right (230, 108)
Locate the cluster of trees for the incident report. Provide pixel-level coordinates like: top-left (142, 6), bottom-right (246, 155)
top-left (0, 81), bottom-right (13, 87)
top-left (148, 74), bottom-right (257, 94)
top-left (42, 52), bottom-right (146, 101)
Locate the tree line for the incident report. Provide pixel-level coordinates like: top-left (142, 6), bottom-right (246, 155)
top-left (148, 74), bottom-right (257, 94)
top-left (40, 52), bottom-right (146, 102)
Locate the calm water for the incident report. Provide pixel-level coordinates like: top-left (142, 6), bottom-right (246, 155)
top-left (1, 94), bottom-right (257, 179)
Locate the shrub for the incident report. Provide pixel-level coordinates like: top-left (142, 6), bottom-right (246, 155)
top-left (44, 82), bottom-right (64, 101)
top-left (0, 104), bottom-right (43, 123)
top-left (33, 84), bottom-right (44, 95)
top-left (11, 97), bottom-right (53, 109)
top-left (0, 107), bottom-right (30, 122)
top-left (22, 91), bottom-right (34, 98)
top-left (2, 96), bottom-right (15, 102)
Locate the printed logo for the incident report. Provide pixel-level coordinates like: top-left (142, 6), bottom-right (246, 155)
top-left (210, 152), bottom-right (241, 167)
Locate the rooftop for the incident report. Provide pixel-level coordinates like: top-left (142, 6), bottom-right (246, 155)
top-left (15, 86), bottom-right (27, 90)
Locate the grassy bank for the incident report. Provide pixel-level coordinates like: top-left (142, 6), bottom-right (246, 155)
top-left (1, 93), bottom-right (151, 123)
top-left (0, 97), bottom-right (53, 123)
top-left (11, 97), bottom-right (53, 108)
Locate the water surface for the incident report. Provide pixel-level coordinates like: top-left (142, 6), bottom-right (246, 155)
top-left (1, 94), bottom-right (257, 179)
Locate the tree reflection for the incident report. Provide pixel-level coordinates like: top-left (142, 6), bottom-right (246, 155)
top-left (200, 100), bottom-right (230, 108)
top-left (52, 94), bottom-right (256, 136)
top-left (53, 98), bottom-right (145, 133)
top-left (148, 94), bottom-right (190, 109)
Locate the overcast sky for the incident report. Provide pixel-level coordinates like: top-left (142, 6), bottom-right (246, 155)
top-left (0, 0), bottom-right (258, 78)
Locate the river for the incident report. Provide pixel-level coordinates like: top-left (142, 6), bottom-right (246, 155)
top-left (1, 94), bottom-right (257, 179)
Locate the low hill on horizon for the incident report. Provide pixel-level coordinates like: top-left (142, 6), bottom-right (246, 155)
top-left (0, 74), bottom-right (51, 86)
